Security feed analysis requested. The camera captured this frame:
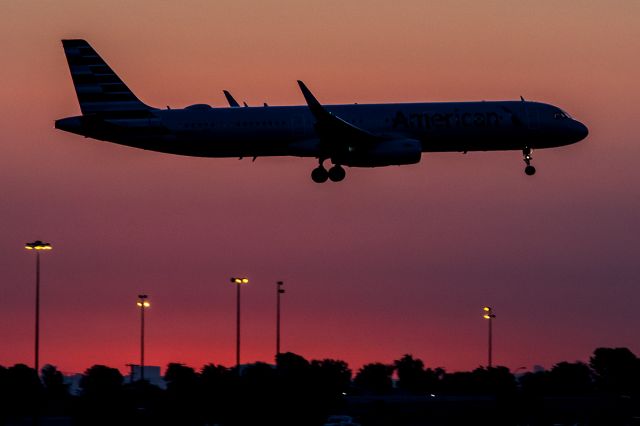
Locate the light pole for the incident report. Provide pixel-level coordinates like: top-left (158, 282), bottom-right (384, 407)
top-left (230, 277), bottom-right (248, 372)
top-left (25, 240), bottom-right (52, 374)
top-left (482, 306), bottom-right (496, 368)
top-left (276, 281), bottom-right (285, 358)
top-left (136, 295), bottom-right (150, 382)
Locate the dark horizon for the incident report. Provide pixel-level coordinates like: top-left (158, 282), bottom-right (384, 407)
top-left (3, 347), bottom-right (639, 426)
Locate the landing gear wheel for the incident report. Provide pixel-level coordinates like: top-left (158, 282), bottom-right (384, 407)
top-left (328, 165), bottom-right (346, 182)
top-left (522, 147), bottom-right (535, 176)
top-left (311, 167), bottom-right (329, 183)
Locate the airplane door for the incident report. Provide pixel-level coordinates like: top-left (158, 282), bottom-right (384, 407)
top-left (525, 104), bottom-right (539, 129)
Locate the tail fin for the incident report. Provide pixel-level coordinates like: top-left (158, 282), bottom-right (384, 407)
top-left (61, 39), bottom-right (152, 115)
top-left (223, 90), bottom-right (241, 108)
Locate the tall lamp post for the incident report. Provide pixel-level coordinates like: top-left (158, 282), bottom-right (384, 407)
top-left (276, 281), bottom-right (285, 358)
top-left (137, 295), bottom-right (150, 382)
top-left (25, 240), bottom-right (52, 374)
top-left (482, 306), bottom-right (496, 368)
top-left (230, 277), bottom-right (248, 372)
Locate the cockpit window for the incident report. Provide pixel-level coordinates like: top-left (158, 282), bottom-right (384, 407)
top-left (553, 109), bottom-right (572, 119)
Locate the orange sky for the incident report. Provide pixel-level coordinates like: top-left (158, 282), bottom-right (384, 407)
top-left (1, 1), bottom-right (639, 375)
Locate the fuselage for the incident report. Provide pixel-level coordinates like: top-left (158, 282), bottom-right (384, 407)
top-left (56, 100), bottom-right (588, 159)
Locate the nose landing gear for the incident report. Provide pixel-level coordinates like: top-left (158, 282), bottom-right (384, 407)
top-left (523, 147), bottom-right (536, 176)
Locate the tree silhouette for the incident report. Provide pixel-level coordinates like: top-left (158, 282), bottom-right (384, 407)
top-left (473, 366), bottom-right (517, 396)
top-left (310, 358), bottom-right (352, 397)
top-left (548, 362), bottom-right (593, 395)
top-left (164, 363), bottom-right (201, 424)
top-left (394, 354), bottom-right (426, 394)
top-left (424, 367), bottom-right (445, 394)
top-left (239, 362), bottom-right (278, 424)
top-left (519, 370), bottom-right (550, 397)
top-left (200, 363), bottom-right (234, 425)
top-left (200, 363), bottom-right (232, 387)
top-left (78, 364), bottom-right (125, 425)
top-left (242, 361), bottom-right (277, 391)
top-left (0, 365), bottom-right (6, 422)
top-left (590, 347), bottom-right (640, 395)
top-left (41, 364), bottom-right (67, 399)
top-left (441, 371), bottom-right (476, 394)
top-left (354, 363), bottom-right (394, 395)
top-left (40, 364), bottom-right (70, 416)
top-left (164, 362), bottom-right (199, 395)
top-left (276, 351), bottom-right (311, 393)
top-left (2, 364), bottom-right (42, 416)
top-left (442, 367), bottom-right (515, 396)
top-left (80, 364), bottom-right (123, 397)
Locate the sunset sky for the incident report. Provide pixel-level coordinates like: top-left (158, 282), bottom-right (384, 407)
top-left (1, 1), bottom-right (639, 376)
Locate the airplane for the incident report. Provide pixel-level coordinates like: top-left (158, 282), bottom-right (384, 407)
top-left (55, 39), bottom-right (588, 183)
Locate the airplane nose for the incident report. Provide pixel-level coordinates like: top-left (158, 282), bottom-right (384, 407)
top-left (573, 120), bottom-right (589, 141)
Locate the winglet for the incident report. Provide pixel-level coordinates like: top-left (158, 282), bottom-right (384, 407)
top-left (223, 90), bottom-right (240, 108)
top-left (297, 80), bottom-right (329, 119)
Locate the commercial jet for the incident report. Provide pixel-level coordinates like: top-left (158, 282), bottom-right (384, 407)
top-left (55, 40), bottom-right (588, 183)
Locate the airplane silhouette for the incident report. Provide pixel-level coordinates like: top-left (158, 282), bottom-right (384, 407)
top-left (56, 40), bottom-right (588, 183)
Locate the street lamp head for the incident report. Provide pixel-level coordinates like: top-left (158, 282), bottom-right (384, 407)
top-left (25, 241), bottom-right (52, 251)
top-left (482, 306), bottom-right (496, 319)
top-left (230, 277), bottom-right (249, 284)
top-left (137, 294), bottom-right (150, 308)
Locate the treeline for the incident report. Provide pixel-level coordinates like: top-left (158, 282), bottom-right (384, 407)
top-left (1, 347), bottom-right (639, 425)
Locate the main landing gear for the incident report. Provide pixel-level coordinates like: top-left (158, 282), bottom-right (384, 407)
top-left (523, 147), bottom-right (536, 176)
top-left (311, 160), bottom-right (346, 183)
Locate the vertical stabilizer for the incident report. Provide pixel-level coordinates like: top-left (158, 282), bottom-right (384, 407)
top-left (61, 39), bottom-right (152, 115)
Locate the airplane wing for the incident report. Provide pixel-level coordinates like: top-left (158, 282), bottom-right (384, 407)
top-left (223, 90), bottom-right (241, 108)
top-left (297, 80), bottom-right (381, 144)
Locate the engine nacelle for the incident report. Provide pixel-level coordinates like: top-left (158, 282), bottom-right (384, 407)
top-left (337, 139), bottom-right (422, 167)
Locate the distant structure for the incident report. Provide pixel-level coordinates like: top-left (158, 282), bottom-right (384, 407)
top-left (126, 365), bottom-right (165, 389)
top-left (63, 373), bottom-right (83, 395)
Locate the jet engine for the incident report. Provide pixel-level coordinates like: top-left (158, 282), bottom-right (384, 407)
top-left (336, 138), bottom-right (422, 167)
